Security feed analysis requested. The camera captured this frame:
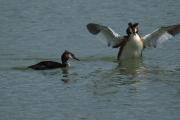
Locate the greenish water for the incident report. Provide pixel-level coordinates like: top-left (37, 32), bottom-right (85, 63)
top-left (0, 0), bottom-right (180, 120)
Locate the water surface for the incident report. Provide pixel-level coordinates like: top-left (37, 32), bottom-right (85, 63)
top-left (0, 0), bottom-right (180, 120)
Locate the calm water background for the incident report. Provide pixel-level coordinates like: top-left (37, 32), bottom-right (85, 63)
top-left (0, 0), bottom-right (180, 120)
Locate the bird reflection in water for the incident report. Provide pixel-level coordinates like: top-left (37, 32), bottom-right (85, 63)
top-left (115, 58), bottom-right (145, 76)
top-left (61, 68), bottom-right (70, 83)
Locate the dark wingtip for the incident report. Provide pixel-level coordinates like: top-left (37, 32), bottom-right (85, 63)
top-left (87, 23), bottom-right (101, 35)
top-left (166, 24), bottom-right (180, 36)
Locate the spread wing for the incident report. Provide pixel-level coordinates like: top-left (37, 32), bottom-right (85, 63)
top-left (87, 23), bottom-right (124, 47)
top-left (143, 24), bottom-right (180, 48)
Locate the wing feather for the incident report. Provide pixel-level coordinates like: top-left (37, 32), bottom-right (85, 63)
top-left (143, 24), bottom-right (180, 48)
top-left (87, 23), bottom-right (124, 47)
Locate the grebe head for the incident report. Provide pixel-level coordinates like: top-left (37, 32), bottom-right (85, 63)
top-left (126, 22), bottom-right (139, 36)
top-left (61, 50), bottom-right (80, 64)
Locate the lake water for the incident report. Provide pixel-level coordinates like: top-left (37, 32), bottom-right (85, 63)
top-left (0, 0), bottom-right (180, 120)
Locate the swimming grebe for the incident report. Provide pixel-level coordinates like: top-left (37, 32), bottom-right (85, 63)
top-left (28, 50), bottom-right (80, 70)
top-left (87, 23), bottom-right (180, 60)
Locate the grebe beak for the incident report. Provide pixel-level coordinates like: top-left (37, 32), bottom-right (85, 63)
top-left (73, 56), bottom-right (80, 61)
top-left (70, 54), bottom-right (80, 61)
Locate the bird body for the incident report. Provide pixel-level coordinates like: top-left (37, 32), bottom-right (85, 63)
top-left (87, 23), bottom-right (180, 60)
top-left (28, 61), bottom-right (67, 70)
top-left (28, 50), bottom-right (79, 70)
top-left (120, 34), bottom-right (143, 60)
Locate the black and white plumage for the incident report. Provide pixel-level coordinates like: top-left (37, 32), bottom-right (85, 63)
top-left (143, 24), bottom-right (180, 48)
top-left (87, 23), bottom-right (124, 47)
top-left (87, 23), bottom-right (180, 60)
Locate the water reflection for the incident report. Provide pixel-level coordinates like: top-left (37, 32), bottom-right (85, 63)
top-left (115, 58), bottom-right (145, 76)
top-left (31, 67), bottom-right (71, 83)
top-left (89, 58), bottom-right (147, 96)
top-left (61, 68), bottom-right (70, 83)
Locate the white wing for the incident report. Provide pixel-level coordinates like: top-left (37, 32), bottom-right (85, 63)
top-left (87, 23), bottom-right (124, 47)
top-left (143, 24), bottom-right (180, 48)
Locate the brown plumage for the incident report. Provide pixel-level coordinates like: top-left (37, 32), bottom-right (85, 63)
top-left (28, 50), bottom-right (80, 70)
